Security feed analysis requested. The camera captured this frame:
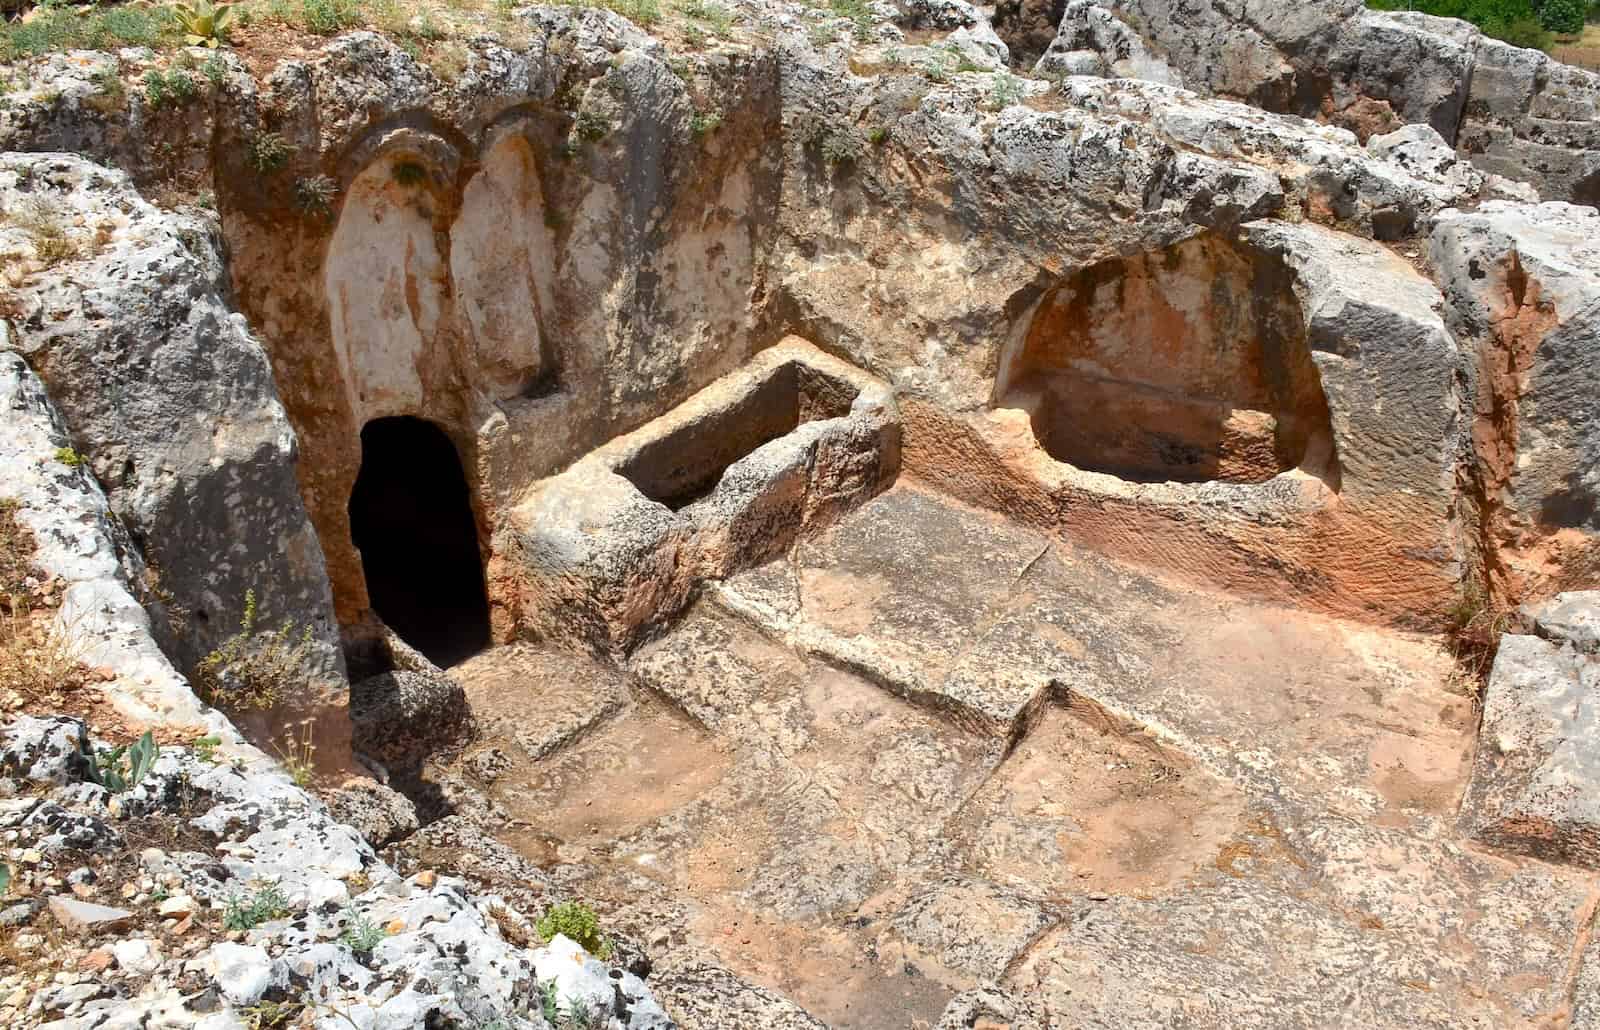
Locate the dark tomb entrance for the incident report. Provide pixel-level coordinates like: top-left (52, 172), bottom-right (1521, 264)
top-left (349, 416), bottom-right (491, 667)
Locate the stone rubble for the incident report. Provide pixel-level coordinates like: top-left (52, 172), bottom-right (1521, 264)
top-left (2, 715), bottom-right (672, 1030)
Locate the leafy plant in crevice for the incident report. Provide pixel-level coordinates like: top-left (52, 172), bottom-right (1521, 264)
top-left (540, 980), bottom-right (561, 1024)
top-left (987, 71), bottom-right (1023, 110)
top-left (203, 53), bottom-right (229, 86)
top-left (294, 174), bottom-right (338, 218)
top-left (191, 734), bottom-right (221, 763)
top-left (819, 129), bottom-right (864, 166)
top-left (194, 588), bottom-right (315, 711)
top-left (0, 861), bottom-right (10, 898)
top-left (246, 131), bottom-right (296, 175)
top-left (536, 901), bottom-right (610, 958)
top-left (53, 446), bottom-right (84, 467)
top-left (143, 68), bottom-right (197, 110)
top-left (223, 882), bottom-right (290, 930)
top-left (574, 108), bottom-right (612, 142)
top-left (80, 730), bottom-right (160, 794)
top-left (338, 910), bottom-right (387, 954)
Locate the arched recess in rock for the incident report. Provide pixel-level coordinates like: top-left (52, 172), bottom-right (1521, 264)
top-left (349, 415), bottom-right (491, 667)
top-left (323, 152), bottom-right (452, 422)
top-left (995, 233), bottom-right (1340, 488)
top-left (450, 126), bottom-right (558, 399)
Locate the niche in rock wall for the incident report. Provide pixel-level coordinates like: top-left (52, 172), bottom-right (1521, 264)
top-left (997, 234), bottom-right (1340, 487)
top-left (325, 157), bottom-right (448, 419)
top-left (349, 416), bottom-right (491, 667)
top-left (450, 131), bottom-right (558, 398)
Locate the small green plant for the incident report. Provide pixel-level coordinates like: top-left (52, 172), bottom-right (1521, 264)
top-left (294, 174), bottom-right (337, 217)
top-left (828, 0), bottom-right (873, 40)
top-left (807, 21), bottom-right (839, 46)
top-left (819, 130), bottom-right (863, 166)
top-left (53, 446), bottom-right (84, 467)
top-left (867, 125), bottom-right (889, 145)
top-left (172, 0), bottom-right (237, 47)
top-left (536, 901), bottom-right (609, 958)
top-left (987, 71), bottom-right (1023, 110)
top-left (191, 734), bottom-right (221, 763)
top-left (339, 910), bottom-right (387, 954)
top-left (564, 1003), bottom-right (598, 1030)
top-left (391, 160), bottom-right (428, 187)
top-left (143, 68), bottom-right (196, 109)
top-left (203, 53), bottom-right (228, 86)
top-left (194, 589), bottom-right (316, 710)
top-left (0, 861), bottom-right (11, 898)
top-left (247, 132), bottom-right (295, 175)
top-left (91, 65), bottom-right (125, 101)
top-left (574, 108), bottom-right (611, 142)
top-left (80, 730), bottom-right (160, 794)
top-left (678, 0), bottom-right (732, 34)
top-left (540, 980), bottom-right (560, 1024)
top-left (240, 998), bottom-right (303, 1030)
top-left (223, 882), bottom-right (289, 930)
top-left (691, 110), bottom-right (721, 135)
top-left (302, 0), bottom-right (360, 34)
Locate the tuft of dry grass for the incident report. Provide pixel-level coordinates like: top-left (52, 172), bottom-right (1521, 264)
top-left (487, 900), bottom-right (532, 946)
top-left (1443, 575), bottom-right (1515, 714)
top-left (1, 499), bottom-right (92, 711)
top-left (7, 197), bottom-right (80, 269)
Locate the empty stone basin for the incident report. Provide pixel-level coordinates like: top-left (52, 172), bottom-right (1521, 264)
top-left (502, 337), bottom-right (900, 653)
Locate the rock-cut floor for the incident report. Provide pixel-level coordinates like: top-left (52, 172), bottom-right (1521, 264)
top-left (441, 482), bottom-right (1599, 1029)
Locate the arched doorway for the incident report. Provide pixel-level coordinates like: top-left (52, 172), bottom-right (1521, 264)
top-left (349, 417), bottom-right (491, 667)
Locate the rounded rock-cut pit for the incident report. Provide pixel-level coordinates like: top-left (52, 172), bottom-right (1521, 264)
top-left (997, 233), bottom-right (1340, 487)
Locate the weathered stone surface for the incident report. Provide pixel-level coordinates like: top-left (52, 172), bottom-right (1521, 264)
top-left (647, 962), bottom-right (828, 1029)
top-left (4, 711), bottom-right (672, 1029)
top-left (1432, 201), bottom-right (1600, 602)
top-left (0, 153), bottom-right (344, 694)
top-left (349, 669), bottom-right (471, 769)
top-left (1525, 590), bottom-right (1600, 654)
top-left (1045, 0), bottom-right (1600, 203)
top-left (890, 876), bottom-right (1054, 981)
top-left (1461, 631), bottom-right (1600, 867)
top-left (0, 716), bottom-right (89, 786)
top-left (323, 780), bottom-right (421, 849)
top-left (1240, 219), bottom-right (1461, 512)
